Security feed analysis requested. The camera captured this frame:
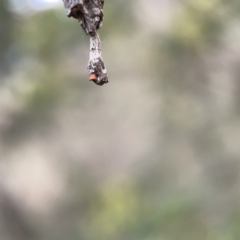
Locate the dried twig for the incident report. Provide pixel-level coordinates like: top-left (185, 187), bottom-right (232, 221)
top-left (63, 0), bottom-right (108, 86)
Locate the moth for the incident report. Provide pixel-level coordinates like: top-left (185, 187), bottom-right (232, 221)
top-left (63, 0), bottom-right (108, 86)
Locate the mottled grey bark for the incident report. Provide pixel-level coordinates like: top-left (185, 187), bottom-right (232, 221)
top-left (63, 0), bottom-right (108, 86)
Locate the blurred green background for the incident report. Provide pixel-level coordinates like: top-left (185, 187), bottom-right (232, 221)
top-left (1, 0), bottom-right (240, 239)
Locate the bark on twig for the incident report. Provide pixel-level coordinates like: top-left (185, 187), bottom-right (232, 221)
top-left (63, 0), bottom-right (108, 86)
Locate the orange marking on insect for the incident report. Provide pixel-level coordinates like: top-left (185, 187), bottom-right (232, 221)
top-left (89, 74), bottom-right (97, 81)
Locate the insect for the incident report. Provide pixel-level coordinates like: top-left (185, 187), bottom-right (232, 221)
top-left (63, 0), bottom-right (108, 86)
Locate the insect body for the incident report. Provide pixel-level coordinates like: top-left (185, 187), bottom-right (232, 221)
top-left (63, 0), bottom-right (108, 86)
top-left (63, 0), bottom-right (104, 35)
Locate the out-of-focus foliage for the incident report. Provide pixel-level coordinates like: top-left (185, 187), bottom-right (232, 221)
top-left (1, 0), bottom-right (240, 240)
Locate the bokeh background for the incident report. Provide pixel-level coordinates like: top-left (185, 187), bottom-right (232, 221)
top-left (1, 0), bottom-right (240, 239)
